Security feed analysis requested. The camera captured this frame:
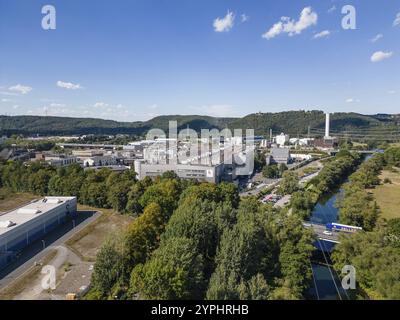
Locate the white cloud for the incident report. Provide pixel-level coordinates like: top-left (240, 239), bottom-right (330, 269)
top-left (394, 12), bottom-right (400, 26)
top-left (263, 22), bottom-right (284, 40)
top-left (262, 7), bottom-right (318, 40)
top-left (327, 6), bottom-right (336, 13)
top-left (12, 105), bottom-right (19, 109)
top-left (388, 90), bottom-right (396, 94)
top-left (346, 98), bottom-right (360, 103)
top-left (213, 11), bottom-right (235, 32)
top-left (94, 102), bottom-right (108, 108)
top-left (50, 103), bottom-right (66, 107)
top-left (241, 14), bottom-right (249, 23)
top-left (370, 51), bottom-right (394, 62)
top-left (370, 34), bottom-right (383, 43)
top-left (314, 30), bottom-right (330, 39)
top-left (0, 91), bottom-right (18, 96)
top-left (56, 80), bottom-right (82, 90)
top-left (1, 98), bottom-right (11, 102)
top-left (8, 84), bottom-right (32, 95)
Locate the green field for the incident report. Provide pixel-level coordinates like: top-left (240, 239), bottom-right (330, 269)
top-left (0, 188), bottom-right (38, 213)
top-left (372, 170), bottom-right (400, 220)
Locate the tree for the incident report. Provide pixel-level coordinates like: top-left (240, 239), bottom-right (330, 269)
top-left (206, 199), bottom-right (275, 300)
top-left (254, 151), bottom-right (266, 172)
top-left (139, 179), bottom-right (181, 216)
top-left (92, 203), bottom-right (167, 299)
top-left (278, 163), bottom-right (288, 175)
top-left (337, 185), bottom-right (379, 231)
top-left (275, 214), bottom-right (315, 296)
top-left (129, 237), bottom-right (204, 299)
top-left (126, 178), bottom-right (152, 215)
top-left (124, 203), bottom-right (166, 270)
top-left (387, 218), bottom-right (400, 248)
top-left (91, 233), bottom-right (127, 297)
top-left (217, 182), bottom-right (240, 208)
top-left (160, 170), bottom-right (179, 180)
top-left (107, 180), bottom-right (132, 213)
top-left (262, 165), bottom-right (280, 178)
top-left (238, 274), bottom-right (270, 300)
top-left (290, 191), bottom-right (315, 219)
top-left (384, 147), bottom-right (400, 167)
top-left (278, 171), bottom-right (299, 195)
top-left (161, 198), bottom-right (220, 263)
top-left (28, 169), bottom-right (54, 195)
top-left (332, 227), bottom-right (400, 299)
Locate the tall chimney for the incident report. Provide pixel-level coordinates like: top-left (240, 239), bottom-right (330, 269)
top-left (325, 112), bottom-right (330, 139)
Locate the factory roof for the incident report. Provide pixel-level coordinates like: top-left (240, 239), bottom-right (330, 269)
top-left (0, 197), bottom-right (76, 237)
top-left (271, 147), bottom-right (291, 159)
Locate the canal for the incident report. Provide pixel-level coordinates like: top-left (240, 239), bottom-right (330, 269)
top-left (306, 187), bottom-right (350, 300)
top-left (307, 154), bottom-right (373, 300)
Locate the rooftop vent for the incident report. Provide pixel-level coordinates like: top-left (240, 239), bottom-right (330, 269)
top-left (0, 220), bottom-right (16, 228)
top-left (17, 208), bottom-right (42, 214)
top-left (46, 198), bottom-right (62, 204)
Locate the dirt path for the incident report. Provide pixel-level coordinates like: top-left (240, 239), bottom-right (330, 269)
top-left (13, 246), bottom-right (70, 300)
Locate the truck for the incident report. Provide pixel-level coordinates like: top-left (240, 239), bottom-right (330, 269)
top-left (325, 222), bottom-right (362, 233)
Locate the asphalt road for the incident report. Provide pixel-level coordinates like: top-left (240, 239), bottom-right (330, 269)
top-left (303, 222), bottom-right (340, 243)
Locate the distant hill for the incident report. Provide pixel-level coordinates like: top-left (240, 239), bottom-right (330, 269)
top-left (0, 111), bottom-right (398, 137)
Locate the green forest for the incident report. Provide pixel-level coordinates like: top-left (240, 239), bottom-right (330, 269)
top-left (1, 111), bottom-right (399, 137)
top-left (1, 147), bottom-right (400, 299)
top-left (0, 160), bottom-right (315, 300)
top-left (331, 147), bottom-right (400, 299)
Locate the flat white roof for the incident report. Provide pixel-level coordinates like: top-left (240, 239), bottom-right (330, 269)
top-left (0, 197), bottom-right (76, 236)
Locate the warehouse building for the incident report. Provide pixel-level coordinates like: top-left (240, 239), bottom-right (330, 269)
top-left (266, 147), bottom-right (292, 165)
top-left (134, 160), bottom-right (226, 183)
top-left (0, 197), bottom-right (77, 270)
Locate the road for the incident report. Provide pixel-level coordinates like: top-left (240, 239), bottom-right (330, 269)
top-left (274, 195), bottom-right (291, 208)
top-left (13, 246), bottom-right (69, 300)
top-left (303, 222), bottom-right (340, 243)
top-left (240, 158), bottom-right (323, 197)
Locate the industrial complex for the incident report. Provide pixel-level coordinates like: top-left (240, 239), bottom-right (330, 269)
top-left (0, 113), bottom-right (337, 185)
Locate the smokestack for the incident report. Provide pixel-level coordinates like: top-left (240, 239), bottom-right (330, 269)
top-left (325, 113), bottom-right (330, 139)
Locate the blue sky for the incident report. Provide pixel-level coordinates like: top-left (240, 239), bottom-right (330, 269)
top-left (0, 0), bottom-right (399, 121)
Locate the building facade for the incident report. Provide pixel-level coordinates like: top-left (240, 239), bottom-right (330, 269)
top-left (266, 147), bottom-right (292, 165)
top-left (134, 160), bottom-right (225, 184)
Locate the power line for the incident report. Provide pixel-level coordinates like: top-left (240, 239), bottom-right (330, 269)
top-left (316, 238), bottom-right (343, 300)
top-left (309, 261), bottom-right (320, 300)
top-left (320, 240), bottom-right (350, 300)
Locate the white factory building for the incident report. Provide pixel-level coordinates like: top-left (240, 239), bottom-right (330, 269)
top-left (275, 133), bottom-right (290, 147)
top-left (0, 197), bottom-right (77, 270)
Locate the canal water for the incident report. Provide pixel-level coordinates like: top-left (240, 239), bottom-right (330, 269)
top-left (306, 188), bottom-right (349, 300)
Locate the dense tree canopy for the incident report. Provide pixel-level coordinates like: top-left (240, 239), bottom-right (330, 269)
top-left (278, 171), bottom-right (299, 195)
top-left (332, 220), bottom-right (400, 299)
